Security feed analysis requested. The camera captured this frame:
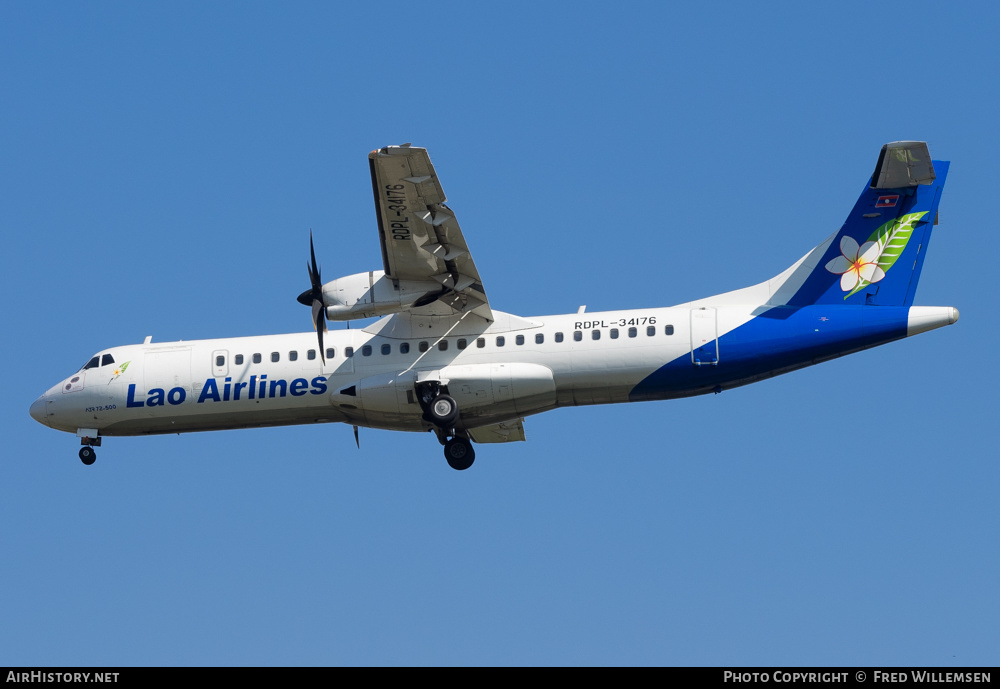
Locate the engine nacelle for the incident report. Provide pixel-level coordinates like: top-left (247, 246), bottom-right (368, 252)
top-left (322, 270), bottom-right (441, 321)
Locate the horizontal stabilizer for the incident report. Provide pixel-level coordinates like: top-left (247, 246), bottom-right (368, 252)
top-left (871, 141), bottom-right (936, 188)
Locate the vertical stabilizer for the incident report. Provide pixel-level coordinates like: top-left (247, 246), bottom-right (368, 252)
top-left (782, 142), bottom-right (948, 307)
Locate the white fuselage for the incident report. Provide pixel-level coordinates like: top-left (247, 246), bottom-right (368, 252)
top-left (33, 306), bottom-right (698, 438)
top-left (31, 298), bottom-right (959, 443)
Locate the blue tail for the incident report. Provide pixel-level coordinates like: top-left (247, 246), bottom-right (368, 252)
top-left (785, 142), bottom-right (948, 307)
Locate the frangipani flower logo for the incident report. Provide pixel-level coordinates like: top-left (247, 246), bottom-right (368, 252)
top-left (110, 361), bottom-right (130, 381)
top-left (825, 211), bottom-right (928, 299)
top-left (826, 236), bottom-right (884, 295)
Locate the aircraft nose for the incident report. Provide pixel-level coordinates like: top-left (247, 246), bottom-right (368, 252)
top-left (29, 395), bottom-right (49, 427)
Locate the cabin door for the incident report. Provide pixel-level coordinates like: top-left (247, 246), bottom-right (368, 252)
top-left (690, 308), bottom-right (719, 366)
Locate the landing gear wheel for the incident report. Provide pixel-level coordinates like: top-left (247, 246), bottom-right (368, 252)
top-left (428, 394), bottom-right (459, 427)
top-left (79, 446), bottom-right (96, 466)
top-left (444, 437), bottom-right (475, 471)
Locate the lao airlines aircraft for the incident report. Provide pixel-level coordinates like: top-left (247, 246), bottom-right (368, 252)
top-left (30, 142), bottom-right (958, 470)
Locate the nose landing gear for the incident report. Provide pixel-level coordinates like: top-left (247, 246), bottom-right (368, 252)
top-left (79, 446), bottom-right (96, 465)
top-left (78, 435), bottom-right (101, 466)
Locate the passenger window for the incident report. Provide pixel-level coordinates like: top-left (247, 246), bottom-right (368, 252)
top-left (477, 338), bottom-right (485, 348)
top-left (592, 330), bottom-right (600, 340)
top-left (516, 335), bottom-right (524, 345)
top-left (610, 328), bottom-right (619, 339)
top-left (555, 332), bottom-right (564, 343)
top-left (496, 336), bottom-right (505, 347)
top-left (665, 325), bottom-right (674, 335)
top-left (326, 348), bottom-right (335, 360)
top-left (381, 344), bottom-right (391, 355)
top-left (647, 326), bottom-right (656, 336)
top-left (573, 331), bottom-right (583, 342)
top-left (272, 352), bottom-right (280, 362)
top-left (82, 356), bottom-right (99, 370)
top-left (438, 340), bottom-right (448, 351)
top-left (345, 347), bottom-right (354, 358)
top-left (457, 339), bottom-right (467, 350)
top-left (362, 345), bottom-right (372, 356)
top-left (215, 355), bottom-right (225, 367)
top-left (400, 342), bottom-right (410, 354)
top-left (101, 354), bottom-right (115, 367)
top-left (235, 354), bottom-right (244, 365)
top-left (419, 341), bottom-right (429, 353)
top-left (536, 333), bottom-right (544, 344)
top-left (628, 328), bottom-right (637, 338)
top-left (253, 353), bottom-right (262, 364)
top-left (307, 350), bottom-right (316, 360)
top-left (289, 351), bottom-right (298, 362)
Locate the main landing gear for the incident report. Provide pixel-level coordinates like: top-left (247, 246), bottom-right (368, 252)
top-left (444, 436), bottom-right (475, 471)
top-left (428, 394), bottom-right (459, 427)
top-left (418, 381), bottom-right (475, 471)
top-left (78, 436), bottom-right (101, 466)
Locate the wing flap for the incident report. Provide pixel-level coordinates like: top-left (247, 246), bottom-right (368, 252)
top-left (467, 418), bottom-right (526, 444)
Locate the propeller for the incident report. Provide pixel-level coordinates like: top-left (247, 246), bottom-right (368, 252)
top-left (296, 232), bottom-right (328, 364)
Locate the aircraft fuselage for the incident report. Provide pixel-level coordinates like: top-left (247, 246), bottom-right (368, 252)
top-left (30, 303), bottom-right (957, 440)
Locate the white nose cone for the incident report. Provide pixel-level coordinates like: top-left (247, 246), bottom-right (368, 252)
top-left (29, 396), bottom-right (48, 426)
top-left (907, 306), bottom-right (960, 336)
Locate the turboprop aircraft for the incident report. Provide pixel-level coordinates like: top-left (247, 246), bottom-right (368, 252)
top-left (30, 141), bottom-right (958, 470)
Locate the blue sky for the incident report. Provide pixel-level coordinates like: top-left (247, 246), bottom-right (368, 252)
top-left (2, 1), bottom-right (997, 666)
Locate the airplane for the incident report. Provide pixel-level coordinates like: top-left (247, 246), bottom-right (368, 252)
top-left (29, 141), bottom-right (958, 470)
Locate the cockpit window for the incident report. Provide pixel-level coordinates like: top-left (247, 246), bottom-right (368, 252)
top-left (82, 356), bottom-right (100, 371)
top-left (101, 354), bottom-right (115, 367)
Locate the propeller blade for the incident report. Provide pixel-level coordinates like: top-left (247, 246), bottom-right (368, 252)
top-left (313, 299), bottom-right (327, 364)
top-left (298, 231), bottom-right (328, 364)
top-left (308, 232), bottom-right (322, 291)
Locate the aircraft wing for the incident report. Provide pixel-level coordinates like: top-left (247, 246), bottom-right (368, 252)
top-left (369, 144), bottom-right (493, 321)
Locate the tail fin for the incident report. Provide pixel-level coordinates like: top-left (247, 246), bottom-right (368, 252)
top-left (783, 141), bottom-right (948, 307)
